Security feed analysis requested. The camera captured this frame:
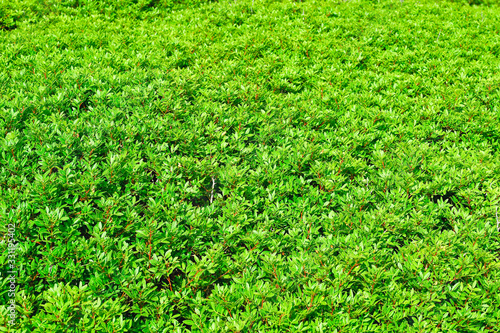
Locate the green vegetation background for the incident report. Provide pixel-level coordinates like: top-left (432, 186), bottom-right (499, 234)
top-left (1, 0), bottom-right (500, 332)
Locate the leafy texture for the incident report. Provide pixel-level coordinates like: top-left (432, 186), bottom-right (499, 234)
top-left (1, 0), bottom-right (500, 332)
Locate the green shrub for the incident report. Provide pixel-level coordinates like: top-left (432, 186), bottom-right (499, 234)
top-left (1, 0), bottom-right (500, 332)
top-left (1, 0), bottom-right (215, 28)
top-left (445, 0), bottom-right (500, 6)
top-left (0, 2), bottom-right (22, 30)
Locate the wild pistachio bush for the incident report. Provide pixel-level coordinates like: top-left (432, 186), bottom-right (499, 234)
top-left (1, 0), bottom-right (500, 331)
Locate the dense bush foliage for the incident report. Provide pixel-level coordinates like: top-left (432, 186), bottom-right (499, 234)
top-left (0, 0), bottom-right (215, 29)
top-left (1, 0), bottom-right (500, 332)
top-left (452, 0), bottom-right (499, 6)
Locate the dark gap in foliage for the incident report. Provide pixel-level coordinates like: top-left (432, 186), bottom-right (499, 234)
top-left (79, 89), bottom-right (95, 111)
top-left (169, 267), bottom-right (185, 284)
top-left (361, 157), bottom-right (375, 168)
top-left (388, 236), bottom-right (405, 254)
top-left (344, 282), bottom-right (364, 295)
top-left (341, 166), bottom-right (358, 179)
top-left (329, 202), bottom-right (342, 214)
top-left (361, 201), bottom-right (375, 212)
top-left (155, 275), bottom-right (170, 292)
top-left (78, 225), bottom-right (91, 240)
top-left (31, 211), bottom-right (41, 221)
top-left (118, 179), bottom-right (129, 192)
top-left (122, 309), bottom-right (134, 320)
top-left (232, 17), bottom-right (244, 26)
top-left (433, 216), bottom-right (453, 232)
top-left (441, 125), bottom-right (458, 133)
top-left (188, 194), bottom-right (209, 207)
top-left (388, 244), bottom-right (400, 254)
top-left (429, 191), bottom-right (457, 206)
top-left (0, 24), bottom-right (17, 31)
top-left (355, 57), bottom-right (368, 70)
top-left (404, 316), bottom-right (416, 327)
top-left (173, 307), bottom-right (192, 330)
top-left (275, 85), bottom-right (305, 95)
top-left (174, 57), bottom-right (191, 69)
top-left (202, 283), bottom-right (218, 299)
top-left (145, 167), bottom-right (158, 184)
top-left (426, 134), bottom-right (445, 143)
top-left (283, 193), bottom-right (298, 204)
top-left (261, 179), bottom-right (272, 190)
top-left (316, 225), bottom-right (325, 237)
top-left (270, 219), bottom-right (289, 234)
top-left (137, 209), bottom-right (145, 219)
top-left (309, 180), bottom-right (320, 189)
top-left (479, 130), bottom-right (500, 152)
top-left (224, 247), bottom-right (235, 260)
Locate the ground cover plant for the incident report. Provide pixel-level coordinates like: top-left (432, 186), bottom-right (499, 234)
top-left (1, 0), bottom-right (500, 331)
